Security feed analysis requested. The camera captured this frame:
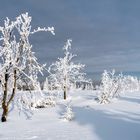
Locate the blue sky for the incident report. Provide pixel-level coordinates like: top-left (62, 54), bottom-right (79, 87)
top-left (0, 0), bottom-right (140, 76)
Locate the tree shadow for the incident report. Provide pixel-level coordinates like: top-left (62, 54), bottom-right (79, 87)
top-left (120, 96), bottom-right (140, 104)
top-left (16, 104), bottom-right (33, 120)
top-left (9, 101), bottom-right (15, 114)
top-left (73, 106), bottom-right (140, 140)
top-left (20, 108), bottom-right (33, 120)
top-left (83, 94), bottom-right (97, 100)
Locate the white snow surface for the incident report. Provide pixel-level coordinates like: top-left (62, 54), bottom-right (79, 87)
top-left (0, 90), bottom-right (140, 140)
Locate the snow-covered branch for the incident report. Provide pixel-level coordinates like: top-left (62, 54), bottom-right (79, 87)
top-left (31, 27), bottom-right (55, 35)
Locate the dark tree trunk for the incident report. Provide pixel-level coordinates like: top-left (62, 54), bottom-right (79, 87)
top-left (64, 86), bottom-right (66, 100)
top-left (1, 71), bottom-right (8, 122)
top-left (7, 70), bottom-right (17, 106)
top-left (64, 76), bottom-right (67, 100)
top-left (1, 105), bottom-right (8, 122)
top-left (1, 70), bottom-right (17, 122)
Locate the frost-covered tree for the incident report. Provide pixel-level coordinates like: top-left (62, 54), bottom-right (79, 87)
top-left (98, 70), bottom-right (140, 104)
top-left (122, 76), bottom-right (140, 92)
top-left (48, 39), bottom-right (90, 100)
top-left (61, 101), bottom-right (74, 121)
top-left (98, 70), bottom-right (123, 104)
top-left (0, 13), bottom-right (54, 122)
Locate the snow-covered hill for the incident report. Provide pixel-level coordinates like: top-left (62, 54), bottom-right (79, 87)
top-left (0, 90), bottom-right (140, 140)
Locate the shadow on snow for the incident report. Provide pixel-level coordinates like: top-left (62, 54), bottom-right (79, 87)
top-left (73, 106), bottom-right (140, 140)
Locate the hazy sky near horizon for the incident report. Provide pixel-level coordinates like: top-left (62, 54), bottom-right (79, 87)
top-left (0, 0), bottom-right (140, 74)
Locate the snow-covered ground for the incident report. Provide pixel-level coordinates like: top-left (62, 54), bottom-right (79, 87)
top-left (0, 90), bottom-right (140, 140)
